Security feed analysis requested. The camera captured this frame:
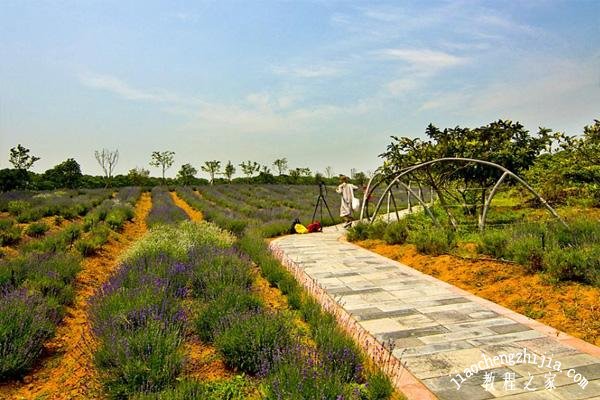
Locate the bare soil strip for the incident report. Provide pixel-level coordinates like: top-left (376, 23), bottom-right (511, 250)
top-left (170, 191), bottom-right (203, 221)
top-left (0, 192), bottom-right (152, 400)
top-left (358, 240), bottom-right (600, 346)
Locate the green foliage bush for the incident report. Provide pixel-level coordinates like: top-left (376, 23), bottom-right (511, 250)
top-left (76, 224), bottom-right (110, 256)
top-left (134, 376), bottom-right (252, 400)
top-left (123, 221), bottom-right (235, 262)
top-left (25, 221), bottom-right (50, 237)
top-left (215, 312), bottom-right (293, 375)
top-left (506, 235), bottom-right (545, 273)
top-left (364, 370), bottom-right (394, 400)
top-left (265, 347), bottom-right (351, 400)
top-left (408, 226), bottom-right (456, 255)
top-left (195, 288), bottom-right (263, 342)
top-left (383, 220), bottom-right (409, 245)
top-left (94, 322), bottom-right (185, 398)
top-left (23, 224), bottom-right (82, 253)
top-left (346, 222), bottom-right (371, 242)
top-left (190, 253), bottom-right (254, 301)
top-left (7, 200), bottom-right (29, 215)
top-left (0, 219), bottom-right (21, 246)
top-left (0, 252), bottom-right (81, 307)
top-left (544, 247), bottom-right (600, 285)
top-left (105, 206), bottom-right (134, 230)
top-left (0, 290), bottom-right (55, 379)
top-left (477, 229), bottom-right (510, 258)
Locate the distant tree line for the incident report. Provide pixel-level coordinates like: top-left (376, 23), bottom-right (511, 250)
top-left (0, 147), bottom-right (367, 191)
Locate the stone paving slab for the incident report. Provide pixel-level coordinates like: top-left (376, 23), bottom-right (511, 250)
top-left (269, 223), bottom-right (600, 400)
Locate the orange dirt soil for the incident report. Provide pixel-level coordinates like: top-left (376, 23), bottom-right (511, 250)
top-left (0, 192), bottom-right (152, 400)
top-left (170, 191), bottom-right (203, 221)
top-left (357, 240), bottom-right (600, 346)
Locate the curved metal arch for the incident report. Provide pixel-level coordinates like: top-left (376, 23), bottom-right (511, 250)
top-left (365, 157), bottom-right (567, 229)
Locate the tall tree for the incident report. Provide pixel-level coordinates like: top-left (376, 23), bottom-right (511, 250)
top-left (272, 158), bottom-right (288, 175)
top-left (526, 119), bottom-right (600, 204)
top-left (239, 160), bottom-right (260, 178)
top-left (43, 158), bottom-right (82, 189)
top-left (7, 144), bottom-right (40, 189)
top-left (177, 163), bottom-right (198, 185)
top-left (222, 161), bottom-right (236, 182)
top-left (261, 165), bottom-right (271, 174)
top-left (94, 148), bottom-right (119, 187)
top-left (353, 171), bottom-right (368, 186)
top-left (9, 144), bottom-right (40, 170)
top-left (128, 167), bottom-right (150, 186)
top-left (381, 120), bottom-right (555, 227)
top-left (201, 160), bottom-right (221, 185)
top-left (149, 151), bottom-right (175, 183)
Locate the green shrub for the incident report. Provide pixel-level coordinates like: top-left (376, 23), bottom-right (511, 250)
top-left (383, 220), bottom-right (409, 245)
top-left (408, 226), bottom-right (456, 255)
top-left (477, 229), bottom-right (510, 258)
top-left (134, 376), bottom-right (252, 400)
top-left (0, 219), bottom-right (21, 246)
top-left (15, 209), bottom-right (43, 223)
top-left (346, 222), bottom-right (370, 242)
top-left (106, 206), bottom-right (135, 231)
top-left (190, 253), bottom-right (253, 301)
top-left (367, 222), bottom-right (387, 240)
top-left (195, 287), bottom-right (263, 342)
top-left (0, 290), bottom-right (55, 379)
top-left (0, 252), bottom-right (81, 308)
top-left (25, 221), bottom-right (50, 237)
top-left (544, 247), bottom-right (600, 285)
top-left (312, 320), bottom-right (362, 383)
top-left (7, 200), bottom-right (29, 215)
top-left (364, 370), bottom-right (394, 400)
top-left (215, 312), bottom-right (293, 375)
top-left (76, 225), bottom-right (110, 256)
top-left (123, 221), bottom-right (235, 262)
top-left (94, 322), bottom-right (185, 398)
top-left (266, 346), bottom-right (354, 400)
top-left (506, 235), bottom-right (545, 273)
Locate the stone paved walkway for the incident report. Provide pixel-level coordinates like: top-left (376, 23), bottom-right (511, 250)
top-left (269, 223), bottom-right (600, 400)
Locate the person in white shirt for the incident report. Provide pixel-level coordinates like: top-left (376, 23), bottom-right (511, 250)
top-left (336, 175), bottom-right (358, 228)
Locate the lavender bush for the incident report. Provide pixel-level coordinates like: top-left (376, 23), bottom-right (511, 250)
top-left (146, 187), bottom-right (189, 227)
top-left (0, 289), bottom-right (55, 379)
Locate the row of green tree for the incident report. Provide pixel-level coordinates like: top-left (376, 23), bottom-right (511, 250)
top-left (0, 147), bottom-right (364, 191)
top-left (379, 119), bottom-right (599, 227)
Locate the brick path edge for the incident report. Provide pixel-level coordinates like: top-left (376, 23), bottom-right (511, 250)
top-left (269, 241), bottom-right (438, 400)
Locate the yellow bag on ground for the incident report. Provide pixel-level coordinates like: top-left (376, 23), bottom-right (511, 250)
top-left (294, 223), bottom-right (308, 234)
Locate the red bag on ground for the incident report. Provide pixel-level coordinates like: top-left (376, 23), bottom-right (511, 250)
top-left (307, 221), bottom-right (322, 233)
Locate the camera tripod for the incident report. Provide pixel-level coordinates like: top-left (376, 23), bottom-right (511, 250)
top-left (312, 182), bottom-right (337, 230)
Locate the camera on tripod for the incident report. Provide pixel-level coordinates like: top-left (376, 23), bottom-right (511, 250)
top-left (312, 181), bottom-right (336, 228)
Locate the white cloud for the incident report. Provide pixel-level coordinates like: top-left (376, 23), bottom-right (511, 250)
top-left (379, 48), bottom-right (468, 70)
top-left (271, 64), bottom-right (340, 78)
top-left (78, 72), bottom-right (191, 104)
top-left (386, 78), bottom-right (419, 95)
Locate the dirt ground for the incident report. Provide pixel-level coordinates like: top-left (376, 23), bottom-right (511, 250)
top-left (358, 240), bottom-right (600, 346)
top-left (170, 191), bottom-right (204, 221)
top-left (0, 193), bottom-right (152, 400)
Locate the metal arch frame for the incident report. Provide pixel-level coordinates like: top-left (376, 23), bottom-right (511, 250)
top-left (361, 157), bottom-right (567, 230)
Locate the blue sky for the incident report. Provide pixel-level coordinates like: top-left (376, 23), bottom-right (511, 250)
top-left (1, 0), bottom-right (599, 178)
